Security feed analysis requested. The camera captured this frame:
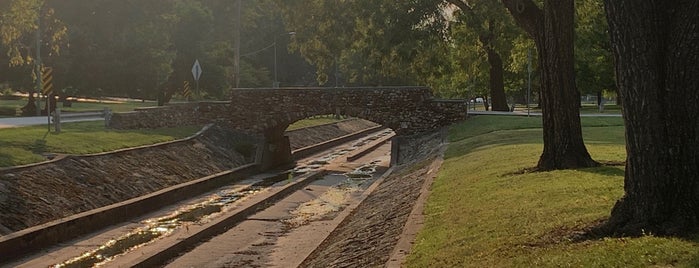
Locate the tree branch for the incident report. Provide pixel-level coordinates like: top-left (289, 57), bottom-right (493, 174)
top-left (500, 0), bottom-right (543, 39)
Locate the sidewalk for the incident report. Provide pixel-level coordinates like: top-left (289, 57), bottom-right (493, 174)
top-left (469, 110), bottom-right (622, 117)
top-left (0, 115), bottom-right (104, 129)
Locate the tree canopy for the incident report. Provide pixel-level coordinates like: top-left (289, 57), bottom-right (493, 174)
top-left (0, 0), bottom-right (312, 102)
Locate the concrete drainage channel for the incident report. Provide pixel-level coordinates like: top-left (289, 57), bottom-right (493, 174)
top-left (2, 128), bottom-right (395, 267)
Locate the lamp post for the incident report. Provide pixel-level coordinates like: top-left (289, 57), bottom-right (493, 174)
top-left (35, 7), bottom-right (42, 116)
top-left (273, 31), bottom-right (295, 88)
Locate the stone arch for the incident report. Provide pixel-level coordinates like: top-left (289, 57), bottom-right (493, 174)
top-left (228, 87), bottom-right (467, 168)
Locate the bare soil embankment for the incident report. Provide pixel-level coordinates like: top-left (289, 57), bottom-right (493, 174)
top-left (0, 119), bottom-right (378, 236)
top-left (0, 125), bottom-right (254, 234)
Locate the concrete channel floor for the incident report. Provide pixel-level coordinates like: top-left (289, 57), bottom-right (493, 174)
top-left (8, 179), bottom-right (261, 268)
top-left (164, 143), bottom-right (392, 267)
top-left (7, 131), bottom-right (392, 268)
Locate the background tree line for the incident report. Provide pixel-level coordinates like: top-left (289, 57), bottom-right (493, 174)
top-left (0, 0), bottom-right (314, 103)
top-left (0, 0), bottom-right (614, 108)
top-left (281, 0), bottom-right (614, 111)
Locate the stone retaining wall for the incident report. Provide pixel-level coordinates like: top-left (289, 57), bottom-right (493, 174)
top-left (108, 102), bottom-right (230, 129)
top-left (391, 128), bottom-right (447, 166)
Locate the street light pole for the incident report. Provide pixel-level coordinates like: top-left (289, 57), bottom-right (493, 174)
top-left (527, 47), bottom-right (532, 117)
top-left (233, 0), bottom-right (241, 88)
top-left (35, 9), bottom-right (42, 116)
top-left (274, 35), bottom-right (278, 88)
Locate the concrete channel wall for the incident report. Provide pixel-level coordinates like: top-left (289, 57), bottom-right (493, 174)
top-left (107, 101), bottom-right (230, 129)
top-left (0, 119), bottom-right (383, 263)
top-left (0, 164), bottom-right (259, 262)
top-left (291, 126), bottom-right (384, 160)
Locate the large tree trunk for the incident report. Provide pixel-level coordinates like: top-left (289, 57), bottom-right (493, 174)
top-left (502, 0), bottom-right (598, 170)
top-left (486, 47), bottom-right (510, 111)
top-left (602, 0), bottom-right (699, 236)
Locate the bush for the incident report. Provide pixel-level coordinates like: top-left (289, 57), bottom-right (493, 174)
top-left (0, 106), bottom-right (17, 116)
top-left (0, 95), bottom-right (22, 100)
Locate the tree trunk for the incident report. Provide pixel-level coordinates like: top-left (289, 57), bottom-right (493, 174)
top-left (482, 95), bottom-right (489, 111)
top-left (486, 47), bottom-right (510, 111)
top-left (502, 0), bottom-right (598, 170)
top-left (601, 0), bottom-right (699, 236)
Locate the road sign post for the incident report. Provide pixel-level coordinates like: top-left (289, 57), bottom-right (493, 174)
top-left (42, 66), bottom-right (54, 131)
top-left (191, 60), bottom-right (202, 99)
top-left (183, 81), bottom-right (192, 101)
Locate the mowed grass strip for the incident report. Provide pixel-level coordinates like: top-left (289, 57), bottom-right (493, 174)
top-left (286, 116), bottom-right (343, 131)
top-left (0, 121), bottom-right (201, 167)
top-left (407, 116), bottom-right (699, 267)
top-left (0, 117), bottom-right (347, 168)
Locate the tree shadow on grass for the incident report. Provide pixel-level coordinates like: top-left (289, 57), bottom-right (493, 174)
top-left (0, 142), bottom-right (12, 167)
top-left (574, 164), bottom-right (625, 177)
top-left (28, 132), bottom-right (50, 154)
top-left (506, 161), bottom-right (625, 177)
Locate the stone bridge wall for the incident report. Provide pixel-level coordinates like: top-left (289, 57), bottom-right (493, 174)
top-left (228, 87), bottom-right (467, 135)
top-left (108, 102), bottom-right (230, 129)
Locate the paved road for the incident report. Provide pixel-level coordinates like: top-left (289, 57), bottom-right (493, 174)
top-left (0, 114), bottom-right (104, 129)
top-left (469, 110), bottom-right (622, 117)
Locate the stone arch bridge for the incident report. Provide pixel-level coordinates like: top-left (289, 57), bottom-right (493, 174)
top-left (226, 87), bottom-right (467, 168)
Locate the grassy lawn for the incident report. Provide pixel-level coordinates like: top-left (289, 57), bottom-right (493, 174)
top-left (0, 117), bottom-right (348, 168)
top-left (286, 116), bottom-right (343, 131)
top-left (0, 99), bottom-right (25, 117)
top-left (0, 121), bottom-right (201, 167)
top-left (407, 116), bottom-right (699, 267)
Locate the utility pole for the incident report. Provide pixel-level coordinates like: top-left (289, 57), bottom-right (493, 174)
top-left (233, 0), bottom-right (241, 88)
top-left (527, 47), bottom-right (532, 117)
top-left (35, 10), bottom-right (42, 116)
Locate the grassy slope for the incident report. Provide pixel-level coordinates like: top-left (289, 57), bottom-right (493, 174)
top-left (0, 121), bottom-right (201, 167)
top-left (286, 116), bottom-right (343, 131)
top-left (1, 117), bottom-right (345, 168)
top-left (407, 116), bottom-right (699, 267)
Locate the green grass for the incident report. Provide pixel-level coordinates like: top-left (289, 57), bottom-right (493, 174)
top-left (0, 121), bottom-right (201, 167)
top-left (286, 116), bottom-right (343, 131)
top-left (0, 99), bottom-right (25, 117)
top-left (0, 116), bottom-right (348, 168)
top-left (406, 115), bottom-right (699, 268)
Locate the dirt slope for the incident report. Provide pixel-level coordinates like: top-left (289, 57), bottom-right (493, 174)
top-left (0, 119), bottom-right (379, 235)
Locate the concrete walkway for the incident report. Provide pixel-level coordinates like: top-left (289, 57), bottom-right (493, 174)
top-left (0, 115), bottom-right (104, 129)
top-left (469, 110), bottom-right (622, 117)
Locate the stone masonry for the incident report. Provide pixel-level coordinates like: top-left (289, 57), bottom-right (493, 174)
top-left (228, 87), bottom-right (467, 168)
top-left (228, 87), bottom-right (467, 136)
top-left (108, 87), bottom-right (467, 168)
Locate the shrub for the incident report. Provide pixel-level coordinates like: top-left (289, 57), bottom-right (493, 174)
top-left (0, 106), bottom-right (17, 116)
